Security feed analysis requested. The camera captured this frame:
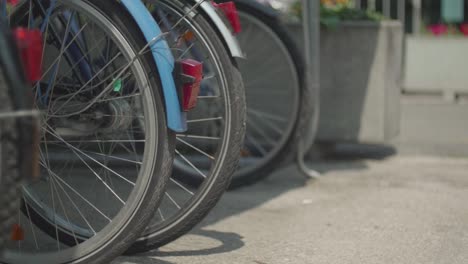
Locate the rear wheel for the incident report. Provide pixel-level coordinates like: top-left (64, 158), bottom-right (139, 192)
top-left (127, 0), bottom-right (246, 252)
top-left (3, 1), bottom-right (174, 263)
top-left (228, 2), bottom-right (316, 189)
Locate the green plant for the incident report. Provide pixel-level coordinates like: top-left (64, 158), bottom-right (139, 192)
top-left (290, 1), bottom-right (384, 27)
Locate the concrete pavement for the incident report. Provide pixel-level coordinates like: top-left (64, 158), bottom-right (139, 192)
top-left (395, 97), bottom-right (468, 157)
top-left (116, 154), bottom-right (468, 264)
top-left (115, 96), bottom-right (468, 263)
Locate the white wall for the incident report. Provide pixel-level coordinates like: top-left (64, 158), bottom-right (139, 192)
top-left (404, 36), bottom-right (468, 97)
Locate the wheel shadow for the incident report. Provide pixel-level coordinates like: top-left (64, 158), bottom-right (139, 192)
top-left (127, 143), bottom-right (396, 262)
top-left (115, 229), bottom-right (243, 263)
top-left (155, 229), bottom-right (244, 257)
top-left (113, 256), bottom-right (175, 264)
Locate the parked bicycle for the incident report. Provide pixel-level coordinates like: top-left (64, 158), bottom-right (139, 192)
top-left (128, 0), bottom-right (246, 252)
top-left (3, 1), bottom-right (176, 262)
top-left (1, 0), bottom-right (248, 262)
top-left (220, 0), bottom-right (318, 189)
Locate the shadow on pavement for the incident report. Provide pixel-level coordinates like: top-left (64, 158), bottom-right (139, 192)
top-left (312, 142), bottom-right (396, 160)
top-left (114, 256), bottom-right (175, 264)
top-left (130, 143), bottom-right (397, 261)
top-left (156, 229), bottom-right (244, 257)
top-left (117, 230), bottom-right (244, 263)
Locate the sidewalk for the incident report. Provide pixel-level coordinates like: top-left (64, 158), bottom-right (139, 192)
top-left (116, 154), bottom-right (468, 264)
top-left (394, 96), bottom-right (468, 157)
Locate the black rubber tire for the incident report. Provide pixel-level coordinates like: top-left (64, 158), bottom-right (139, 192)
top-left (0, 22), bottom-right (32, 252)
top-left (2, 1), bottom-right (175, 263)
top-left (227, 1), bottom-right (317, 190)
top-left (0, 69), bottom-right (21, 253)
top-left (127, 0), bottom-right (246, 252)
top-left (0, 33), bottom-right (21, 250)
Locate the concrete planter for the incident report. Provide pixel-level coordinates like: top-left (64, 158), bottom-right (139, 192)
top-left (289, 21), bottom-right (403, 143)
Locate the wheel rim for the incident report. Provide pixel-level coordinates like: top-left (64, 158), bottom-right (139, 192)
top-left (137, 1), bottom-right (233, 239)
top-left (235, 10), bottom-right (301, 177)
top-left (4, 1), bottom-right (161, 262)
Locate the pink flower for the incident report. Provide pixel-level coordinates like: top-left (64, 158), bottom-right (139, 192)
top-left (460, 24), bottom-right (468, 36)
top-left (428, 24), bottom-right (448, 36)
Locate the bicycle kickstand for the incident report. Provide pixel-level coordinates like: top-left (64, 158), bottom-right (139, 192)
top-left (296, 144), bottom-right (321, 179)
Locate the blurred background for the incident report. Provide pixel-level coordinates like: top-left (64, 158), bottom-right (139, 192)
top-left (261, 0), bottom-right (468, 158)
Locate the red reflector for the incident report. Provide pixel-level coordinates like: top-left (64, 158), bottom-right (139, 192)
top-left (181, 59), bottom-right (203, 112)
top-left (10, 224), bottom-right (24, 241)
top-left (13, 28), bottom-right (43, 83)
top-left (212, 1), bottom-right (242, 34)
top-left (7, 0), bottom-right (19, 5)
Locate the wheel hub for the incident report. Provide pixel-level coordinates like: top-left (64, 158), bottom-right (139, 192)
top-left (46, 98), bottom-right (134, 137)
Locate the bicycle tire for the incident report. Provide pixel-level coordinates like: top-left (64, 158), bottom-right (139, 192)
top-left (0, 64), bottom-right (22, 254)
top-left (227, 1), bottom-right (317, 189)
top-left (0, 23), bottom-right (30, 252)
top-left (2, 1), bottom-right (174, 263)
top-left (127, 0), bottom-right (246, 252)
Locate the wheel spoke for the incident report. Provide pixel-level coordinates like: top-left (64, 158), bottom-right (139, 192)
top-left (187, 117), bottom-right (223, 123)
top-left (248, 111), bottom-right (284, 136)
top-left (46, 51), bottom-right (124, 117)
top-left (247, 108), bottom-right (288, 123)
top-left (175, 149), bottom-right (207, 179)
top-left (46, 177), bottom-right (97, 235)
top-left (176, 134), bottom-right (220, 140)
top-left (43, 125), bottom-right (136, 186)
top-left (39, 19), bottom-right (89, 83)
top-left (247, 118), bottom-right (276, 148)
top-left (43, 139), bottom-right (145, 144)
top-left (79, 150), bottom-right (143, 165)
top-left (22, 191), bottom-right (40, 250)
top-left (49, 176), bottom-right (80, 246)
top-left (169, 178), bottom-right (194, 196)
top-left (197, 95), bottom-right (220, 99)
top-left (38, 161), bottom-right (112, 222)
top-left (245, 135), bottom-right (267, 156)
top-left (70, 148), bottom-right (126, 205)
top-left (176, 137), bottom-right (215, 160)
top-left (164, 192), bottom-right (181, 210)
top-left (157, 208), bottom-right (165, 221)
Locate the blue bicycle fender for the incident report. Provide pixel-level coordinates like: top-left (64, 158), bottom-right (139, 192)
top-left (120, 0), bottom-right (187, 132)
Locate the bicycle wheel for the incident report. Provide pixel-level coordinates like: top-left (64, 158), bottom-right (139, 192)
top-left (227, 1), bottom-right (316, 189)
top-left (3, 0), bottom-right (174, 263)
top-left (127, 0), bottom-right (246, 252)
top-left (0, 21), bottom-right (35, 252)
